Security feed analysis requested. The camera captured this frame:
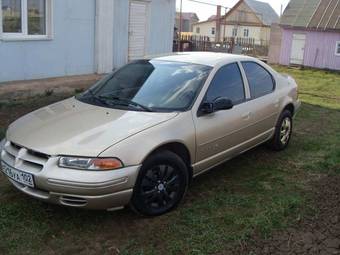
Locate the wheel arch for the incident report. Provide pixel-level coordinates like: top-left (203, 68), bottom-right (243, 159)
top-left (143, 142), bottom-right (193, 181)
top-left (283, 103), bottom-right (295, 115)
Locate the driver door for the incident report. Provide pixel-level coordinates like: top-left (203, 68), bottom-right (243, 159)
top-left (193, 62), bottom-right (256, 174)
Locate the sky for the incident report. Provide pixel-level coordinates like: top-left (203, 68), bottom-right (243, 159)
top-left (176, 0), bottom-right (291, 21)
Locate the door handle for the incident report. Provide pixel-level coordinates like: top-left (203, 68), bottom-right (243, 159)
top-left (242, 112), bottom-right (251, 120)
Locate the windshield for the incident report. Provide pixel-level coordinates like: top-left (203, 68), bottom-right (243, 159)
top-left (77, 60), bottom-right (212, 112)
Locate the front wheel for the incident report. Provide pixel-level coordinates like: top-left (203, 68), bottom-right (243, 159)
top-left (130, 151), bottom-right (189, 216)
top-left (268, 110), bottom-right (293, 151)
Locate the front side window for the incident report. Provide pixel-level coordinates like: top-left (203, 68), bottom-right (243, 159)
top-left (78, 60), bottom-right (212, 112)
top-left (211, 27), bottom-right (215, 35)
top-left (196, 27), bottom-right (200, 34)
top-left (1, 0), bottom-right (49, 38)
top-left (336, 41), bottom-right (340, 56)
top-left (205, 63), bottom-right (245, 105)
top-left (242, 62), bottom-right (275, 99)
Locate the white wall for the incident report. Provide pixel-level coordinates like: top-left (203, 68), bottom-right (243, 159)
top-left (147, 0), bottom-right (176, 55)
top-left (0, 0), bottom-right (176, 82)
top-left (192, 21), bottom-right (216, 41)
top-left (111, 0), bottom-right (175, 69)
top-left (193, 22), bottom-right (271, 45)
top-left (222, 25), bottom-right (268, 45)
top-left (0, 0), bottom-right (96, 82)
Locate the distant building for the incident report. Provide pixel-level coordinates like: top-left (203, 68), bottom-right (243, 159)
top-left (192, 0), bottom-right (279, 44)
top-left (175, 12), bottom-right (199, 32)
top-left (269, 0), bottom-right (340, 70)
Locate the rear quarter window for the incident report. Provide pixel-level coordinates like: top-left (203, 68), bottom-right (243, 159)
top-left (242, 62), bottom-right (275, 99)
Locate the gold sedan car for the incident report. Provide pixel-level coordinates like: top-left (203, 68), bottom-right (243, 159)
top-left (0, 52), bottom-right (300, 216)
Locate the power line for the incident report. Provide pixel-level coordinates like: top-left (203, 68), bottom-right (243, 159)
top-left (183, 0), bottom-right (264, 22)
top-left (186, 0), bottom-right (231, 10)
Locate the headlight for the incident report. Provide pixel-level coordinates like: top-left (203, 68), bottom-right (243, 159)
top-left (58, 157), bottom-right (124, 170)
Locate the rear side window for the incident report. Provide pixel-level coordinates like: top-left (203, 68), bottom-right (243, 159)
top-left (242, 62), bottom-right (275, 98)
top-left (206, 63), bottom-right (245, 104)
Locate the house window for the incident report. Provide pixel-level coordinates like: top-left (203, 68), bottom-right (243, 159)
top-left (232, 28), bottom-right (237, 37)
top-left (1, 0), bottom-right (52, 40)
top-left (336, 41), bottom-right (340, 56)
top-left (244, 28), bottom-right (249, 37)
top-left (211, 27), bottom-right (215, 35)
top-left (196, 27), bottom-right (200, 34)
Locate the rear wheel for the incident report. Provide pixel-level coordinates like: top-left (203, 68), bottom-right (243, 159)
top-left (131, 151), bottom-right (189, 216)
top-left (268, 110), bottom-right (293, 151)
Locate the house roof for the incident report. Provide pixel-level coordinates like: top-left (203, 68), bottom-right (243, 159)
top-left (244, 0), bottom-right (279, 26)
top-left (176, 12), bottom-right (199, 21)
top-left (193, 0), bottom-right (279, 27)
top-left (280, 0), bottom-right (340, 31)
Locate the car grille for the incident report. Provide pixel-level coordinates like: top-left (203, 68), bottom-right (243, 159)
top-left (1, 141), bottom-right (50, 173)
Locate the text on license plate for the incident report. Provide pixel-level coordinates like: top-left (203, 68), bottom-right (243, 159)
top-left (1, 161), bottom-right (35, 188)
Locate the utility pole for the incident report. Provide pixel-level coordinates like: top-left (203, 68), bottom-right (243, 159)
top-left (178, 0), bottom-right (183, 51)
top-left (216, 5), bottom-right (221, 42)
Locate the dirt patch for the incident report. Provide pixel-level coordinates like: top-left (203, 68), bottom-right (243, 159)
top-left (0, 74), bottom-right (102, 100)
top-left (231, 175), bottom-right (340, 255)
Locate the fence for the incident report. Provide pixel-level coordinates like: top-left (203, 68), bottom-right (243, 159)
top-left (173, 35), bottom-right (269, 58)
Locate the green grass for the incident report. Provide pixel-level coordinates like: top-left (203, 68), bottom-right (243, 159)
top-left (0, 66), bottom-right (339, 254)
top-left (273, 66), bottom-right (340, 110)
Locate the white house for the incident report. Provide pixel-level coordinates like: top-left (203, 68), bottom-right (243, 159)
top-left (0, 0), bottom-right (176, 82)
top-left (192, 0), bottom-right (279, 45)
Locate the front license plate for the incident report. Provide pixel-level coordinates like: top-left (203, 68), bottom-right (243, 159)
top-left (1, 161), bottom-right (35, 188)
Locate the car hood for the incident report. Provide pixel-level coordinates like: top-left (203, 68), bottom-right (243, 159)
top-left (7, 97), bottom-right (178, 156)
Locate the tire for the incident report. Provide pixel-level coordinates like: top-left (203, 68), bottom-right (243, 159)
top-left (130, 150), bottom-right (189, 216)
top-left (268, 110), bottom-right (293, 151)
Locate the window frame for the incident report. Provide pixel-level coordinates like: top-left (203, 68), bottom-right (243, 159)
top-left (244, 28), bottom-right (249, 38)
top-left (241, 61), bottom-right (276, 100)
top-left (335, 41), bottom-right (340, 56)
top-left (0, 0), bottom-right (53, 41)
top-left (200, 62), bottom-right (247, 108)
top-left (232, 28), bottom-right (237, 37)
top-left (211, 27), bottom-right (215, 35)
top-left (196, 26), bottom-right (200, 34)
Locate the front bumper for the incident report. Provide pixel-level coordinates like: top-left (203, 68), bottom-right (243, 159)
top-left (7, 178), bottom-right (136, 210)
top-left (0, 141), bottom-right (141, 210)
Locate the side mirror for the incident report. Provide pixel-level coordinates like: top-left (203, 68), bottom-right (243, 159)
top-left (214, 97), bottom-right (234, 111)
top-left (200, 102), bottom-right (214, 114)
top-left (199, 97), bottom-right (233, 116)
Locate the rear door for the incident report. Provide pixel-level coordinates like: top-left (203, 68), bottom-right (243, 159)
top-left (240, 61), bottom-right (279, 139)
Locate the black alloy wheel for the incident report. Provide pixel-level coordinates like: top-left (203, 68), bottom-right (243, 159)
top-left (131, 151), bottom-right (189, 216)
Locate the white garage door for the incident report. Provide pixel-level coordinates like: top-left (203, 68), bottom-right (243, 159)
top-left (128, 1), bottom-right (149, 61)
top-left (290, 34), bottom-right (306, 65)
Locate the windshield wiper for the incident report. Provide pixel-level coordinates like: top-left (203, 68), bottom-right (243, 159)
top-left (99, 95), bottom-right (154, 112)
top-left (85, 90), bottom-right (111, 106)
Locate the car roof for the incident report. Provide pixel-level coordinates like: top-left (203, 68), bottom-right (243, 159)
top-left (151, 52), bottom-right (255, 67)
